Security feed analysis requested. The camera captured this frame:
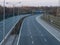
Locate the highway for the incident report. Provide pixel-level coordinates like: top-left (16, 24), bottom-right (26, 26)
top-left (18, 15), bottom-right (60, 45)
top-left (0, 15), bottom-right (29, 42)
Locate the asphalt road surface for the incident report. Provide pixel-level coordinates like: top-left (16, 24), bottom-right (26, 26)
top-left (0, 15), bottom-right (28, 42)
top-left (18, 15), bottom-right (60, 45)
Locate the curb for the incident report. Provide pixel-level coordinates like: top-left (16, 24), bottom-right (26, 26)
top-left (36, 15), bottom-right (60, 42)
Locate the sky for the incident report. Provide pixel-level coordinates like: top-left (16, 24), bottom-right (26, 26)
top-left (0, 0), bottom-right (59, 7)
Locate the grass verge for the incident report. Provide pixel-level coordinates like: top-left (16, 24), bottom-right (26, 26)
top-left (41, 14), bottom-right (60, 29)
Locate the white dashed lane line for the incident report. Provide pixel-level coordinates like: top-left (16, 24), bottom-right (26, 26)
top-left (40, 34), bottom-right (47, 42)
top-left (44, 38), bottom-right (47, 42)
top-left (31, 36), bottom-right (32, 38)
top-left (32, 41), bottom-right (34, 44)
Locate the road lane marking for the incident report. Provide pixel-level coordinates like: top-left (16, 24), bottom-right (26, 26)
top-left (41, 34), bottom-right (43, 36)
top-left (31, 36), bottom-right (32, 38)
top-left (32, 41), bottom-right (34, 44)
top-left (31, 18), bottom-right (48, 43)
top-left (31, 19), bottom-right (42, 34)
top-left (0, 17), bottom-right (21, 45)
top-left (44, 38), bottom-right (47, 42)
top-left (30, 32), bottom-right (31, 34)
top-left (17, 21), bottom-right (24, 45)
top-left (36, 15), bottom-right (60, 42)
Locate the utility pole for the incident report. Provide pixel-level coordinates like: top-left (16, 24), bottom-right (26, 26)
top-left (3, 0), bottom-right (5, 39)
top-left (2, 0), bottom-right (5, 45)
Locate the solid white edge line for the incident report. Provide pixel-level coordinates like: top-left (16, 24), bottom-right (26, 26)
top-left (0, 15), bottom-right (29, 45)
top-left (17, 20), bottom-right (24, 45)
top-left (0, 16), bottom-right (21, 45)
top-left (36, 15), bottom-right (60, 42)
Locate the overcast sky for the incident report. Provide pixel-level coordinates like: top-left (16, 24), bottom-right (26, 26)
top-left (0, 0), bottom-right (59, 7)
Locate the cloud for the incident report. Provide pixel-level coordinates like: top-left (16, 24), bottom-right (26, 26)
top-left (0, 0), bottom-right (59, 6)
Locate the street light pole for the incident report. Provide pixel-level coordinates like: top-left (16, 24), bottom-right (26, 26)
top-left (18, 7), bottom-right (19, 15)
top-left (18, 2), bottom-right (21, 15)
top-left (6, 3), bottom-right (15, 18)
top-left (13, 5), bottom-right (15, 17)
top-left (3, 0), bottom-right (5, 43)
top-left (6, 2), bottom-right (21, 16)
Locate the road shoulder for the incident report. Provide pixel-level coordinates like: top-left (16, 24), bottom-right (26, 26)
top-left (36, 15), bottom-right (60, 42)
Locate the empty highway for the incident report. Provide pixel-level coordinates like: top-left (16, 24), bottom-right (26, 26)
top-left (18, 15), bottom-right (60, 45)
top-left (0, 15), bottom-right (29, 43)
